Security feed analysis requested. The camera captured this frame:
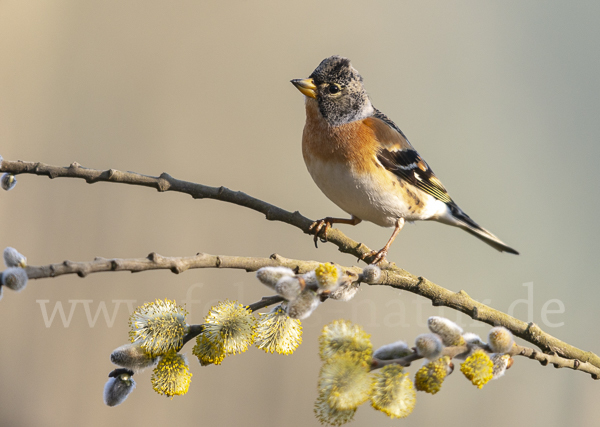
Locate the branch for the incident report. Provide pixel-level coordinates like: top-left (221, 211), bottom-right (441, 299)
top-left (511, 344), bottom-right (600, 378)
top-left (24, 252), bottom-right (329, 279)
top-left (20, 251), bottom-right (600, 379)
top-left (372, 345), bottom-right (469, 369)
top-left (0, 159), bottom-right (378, 263)
top-left (371, 344), bottom-right (600, 379)
top-left (372, 274), bottom-right (600, 377)
top-left (3, 158), bottom-right (598, 379)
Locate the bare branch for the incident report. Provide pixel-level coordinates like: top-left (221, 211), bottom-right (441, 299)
top-left (24, 252), bottom-right (328, 279)
top-left (247, 295), bottom-right (286, 312)
top-left (0, 159), bottom-right (379, 263)
top-left (511, 344), bottom-right (600, 379)
top-left (24, 252), bottom-right (355, 281)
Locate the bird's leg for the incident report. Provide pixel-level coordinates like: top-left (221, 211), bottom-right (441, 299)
top-left (363, 218), bottom-right (405, 265)
top-left (309, 216), bottom-right (362, 248)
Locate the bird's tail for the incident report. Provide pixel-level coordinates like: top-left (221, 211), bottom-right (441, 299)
top-left (444, 202), bottom-right (519, 255)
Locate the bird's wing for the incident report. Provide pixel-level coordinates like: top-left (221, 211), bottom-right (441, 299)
top-left (364, 109), bottom-right (452, 204)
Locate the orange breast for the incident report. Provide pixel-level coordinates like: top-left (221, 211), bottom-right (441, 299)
top-left (301, 99), bottom-right (380, 175)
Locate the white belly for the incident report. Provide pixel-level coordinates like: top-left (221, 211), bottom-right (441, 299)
top-left (306, 158), bottom-right (447, 227)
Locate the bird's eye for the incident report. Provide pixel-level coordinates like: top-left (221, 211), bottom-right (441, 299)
top-left (328, 84), bottom-right (341, 94)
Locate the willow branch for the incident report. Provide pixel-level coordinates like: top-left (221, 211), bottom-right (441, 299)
top-left (23, 252), bottom-right (335, 279)
top-left (0, 159), bottom-right (378, 263)
top-left (371, 343), bottom-right (600, 379)
top-left (511, 344), bottom-right (600, 377)
top-left (372, 345), bottom-right (469, 369)
top-left (2, 158), bottom-right (598, 378)
top-left (20, 251), bottom-right (600, 379)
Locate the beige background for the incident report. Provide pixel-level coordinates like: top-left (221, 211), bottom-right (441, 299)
top-left (1, 1), bottom-right (599, 426)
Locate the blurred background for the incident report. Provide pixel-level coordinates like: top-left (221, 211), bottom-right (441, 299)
top-left (1, 1), bottom-right (599, 426)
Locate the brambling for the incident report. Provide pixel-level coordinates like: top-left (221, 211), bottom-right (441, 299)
top-left (291, 56), bottom-right (518, 264)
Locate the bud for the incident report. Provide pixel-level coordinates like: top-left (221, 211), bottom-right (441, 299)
top-left (300, 270), bottom-right (318, 288)
top-left (373, 340), bottom-right (412, 360)
top-left (328, 279), bottom-right (360, 301)
top-left (1, 173), bottom-right (16, 191)
top-left (491, 353), bottom-right (513, 379)
top-left (3, 247), bottom-right (27, 268)
top-left (286, 289), bottom-right (320, 320)
top-left (2, 267), bottom-right (28, 291)
top-left (110, 342), bottom-right (159, 372)
top-left (427, 317), bottom-right (464, 346)
top-left (104, 369), bottom-right (135, 406)
top-left (488, 327), bottom-right (514, 354)
top-left (414, 333), bottom-right (443, 360)
top-left (360, 264), bottom-right (382, 284)
top-left (256, 266), bottom-right (295, 289)
top-left (462, 332), bottom-right (486, 347)
top-left (274, 276), bottom-right (303, 300)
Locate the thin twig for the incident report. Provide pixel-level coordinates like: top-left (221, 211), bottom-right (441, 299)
top-left (511, 344), bottom-right (600, 379)
top-left (24, 252), bottom-right (328, 279)
top-left (0, 159), bottom-right (380, 263)
top-left (372, 345), bottom-right (469, 370)
top-left (371, 343), bottom-right (600, 379)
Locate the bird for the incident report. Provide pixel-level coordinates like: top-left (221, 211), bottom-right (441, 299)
top-left (291, 55), bottom-right (518, 264)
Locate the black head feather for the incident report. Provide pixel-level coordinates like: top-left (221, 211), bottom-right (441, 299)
top-left (308, 56), bottom-right (373, 126)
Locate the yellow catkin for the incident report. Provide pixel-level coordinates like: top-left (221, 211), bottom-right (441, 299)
top-left (371, 365), bottom-right (416, 419)
top-left (151, 352), bottom-right (192, 397)
top-left (414, 356), bottom-right (452, 394)
top-left (460, 349), bottom-right (494, 388)
top-left (319, 320), bottom-right (372, 362)
top-left (203, 300), bottom-right (257, 356)
top-left (318, 354), bottom-right (373, 411)
top-left (255, 305), bottom-right (302, 355)
top-left (128, 299), bottom-right (188, 357)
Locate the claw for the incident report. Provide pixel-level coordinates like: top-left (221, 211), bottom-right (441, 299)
top-left (362, 248), bottom-right (388, 265)
top-left (309, 219), bottom-right (331, 248)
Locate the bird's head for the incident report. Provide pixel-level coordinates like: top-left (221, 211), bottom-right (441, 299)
top-left (291, 56), bottom-right (373, 126)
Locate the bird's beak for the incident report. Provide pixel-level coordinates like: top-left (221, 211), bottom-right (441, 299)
top-left (291, 78), bottom-right (317, 99)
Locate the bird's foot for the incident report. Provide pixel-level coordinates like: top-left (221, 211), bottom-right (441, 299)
top-left (362, 248), bottom-right (388, 265)
top-left (309, 219), bottom-right (332, 248)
